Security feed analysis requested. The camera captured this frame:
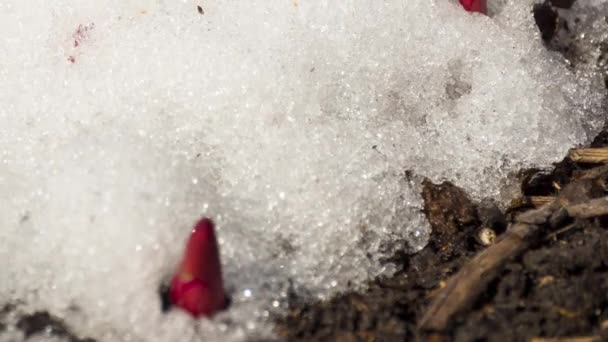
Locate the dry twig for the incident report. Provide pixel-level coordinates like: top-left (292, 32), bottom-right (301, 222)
top-left (565, 197), bottom-right (608, 219)
top-left (568, 147), bottom-right (608, 164)
top-left (530, 337), bottom-right (600, 342)
top-left (529, 196), bottom-right (557, 207)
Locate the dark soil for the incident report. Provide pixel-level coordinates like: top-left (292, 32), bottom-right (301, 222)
top-left (16, 311), bottom-right (94, 342)
top-left (0, 303), bottom-right (95, 342)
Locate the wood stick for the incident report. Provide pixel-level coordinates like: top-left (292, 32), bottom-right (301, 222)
top-left (529, 196), bottom-right (556, 207)
top-left (530, 337), bottom-right (600, 342)
top-left (545, 222), bottom-right (577, 241)
top-left (568, 147), bottom-right (608, 163)
top-left (513, 196), bottom-right (556, 208)
top-left (565, 197), bottom-right (608, 219)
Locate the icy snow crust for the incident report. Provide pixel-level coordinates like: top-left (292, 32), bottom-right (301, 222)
top-left (0, 0), bottom-right (604, 340)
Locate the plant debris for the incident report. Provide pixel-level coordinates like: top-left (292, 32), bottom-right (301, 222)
top-left (568, 147), bottom-right (608, 164)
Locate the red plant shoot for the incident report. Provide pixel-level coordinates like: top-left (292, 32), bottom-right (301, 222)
top-left (170, 218), bottom-right (226, 317)
top-left (459, 0), bottom-right (487, 14)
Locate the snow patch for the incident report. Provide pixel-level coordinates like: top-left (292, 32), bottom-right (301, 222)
top-left (0, 0), bottom-right (604, 340)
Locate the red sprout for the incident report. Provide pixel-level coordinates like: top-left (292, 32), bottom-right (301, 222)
top-left (170, 218), bottom-right (226, 317)
top-left (459, 0), bottom-right (487, 14)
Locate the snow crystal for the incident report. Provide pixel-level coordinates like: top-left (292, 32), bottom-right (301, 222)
top-left (0, 0), bottom-right (605, 341)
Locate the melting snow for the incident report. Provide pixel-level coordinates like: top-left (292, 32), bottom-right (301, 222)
top-left (0, 0), bottom-right (605, 340)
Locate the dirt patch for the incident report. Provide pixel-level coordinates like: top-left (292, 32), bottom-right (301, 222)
top-left (16, 311), bottom-right (95, 342)
top-left (421, 180), bottom-right (479, 260)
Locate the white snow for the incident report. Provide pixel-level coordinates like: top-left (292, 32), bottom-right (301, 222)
top-left (0, 0), bottom-right (605, 341)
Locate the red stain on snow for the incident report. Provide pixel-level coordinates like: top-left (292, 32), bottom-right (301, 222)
top-left (67, 23), bottom-right (94, 64)
top-left (73, 23), bottom-right (94, 48)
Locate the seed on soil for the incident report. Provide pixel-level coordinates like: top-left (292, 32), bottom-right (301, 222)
top-left (537, 275), bottom-right (555, 287)
top-left (477, 199), bottom-right (507, 233)
top-left (476, 227), bottom-right (496, 246)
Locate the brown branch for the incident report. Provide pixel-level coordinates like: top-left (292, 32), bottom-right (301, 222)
top-left (545, 222), bottom-right (578, 241)
top-left (529, 196), bottom-right (556, 207)
top-left (512, 196), bottom-right (557, 208)
top-left (529, 337), bottom-right (600, 342)
top-left (565, 197), bottom-right (608, 219)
